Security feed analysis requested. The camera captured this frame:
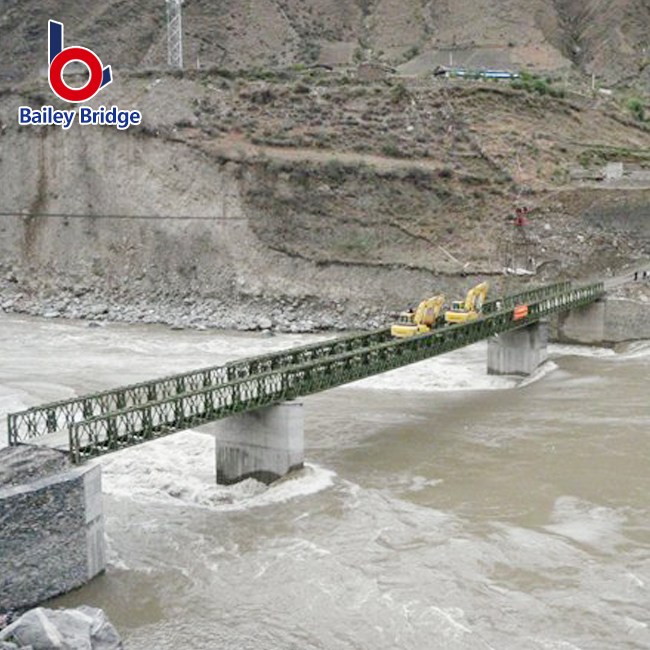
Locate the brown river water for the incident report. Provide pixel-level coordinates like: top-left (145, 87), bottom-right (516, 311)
top-left (0, 314), bottom-right (649, 650)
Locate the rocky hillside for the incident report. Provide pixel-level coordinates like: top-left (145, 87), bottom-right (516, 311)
top-left (2, 0), bottom-right (650, 86)
top-left (1, 67), bottom-right (649, 331)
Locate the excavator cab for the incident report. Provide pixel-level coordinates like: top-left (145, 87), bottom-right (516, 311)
top-left (395, 312), bottom-right (415, 325)
top-left (445, 282), bottom-right (489, 324)
top-left (392, 295), bottom-right (446, 338)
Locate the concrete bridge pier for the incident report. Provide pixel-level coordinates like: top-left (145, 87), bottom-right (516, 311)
top-left (214, 401), bottom-right (304, 485)
top-left (487, 320), bottom-right (549, 376)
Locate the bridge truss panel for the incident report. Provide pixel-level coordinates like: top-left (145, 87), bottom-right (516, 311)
top-left (64, 282), bottom-right (604, 463)
top-left (6, 280), bottom-right (575, 447)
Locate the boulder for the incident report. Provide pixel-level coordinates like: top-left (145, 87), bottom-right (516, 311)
top-left (0, 641), bottom-right (27, 650)
top-left (257, 316), bottom-right (273, 330)
top-left (88, 304), bottom-right (109, 316)
top-left (0, 607), bottom-right (122, 650)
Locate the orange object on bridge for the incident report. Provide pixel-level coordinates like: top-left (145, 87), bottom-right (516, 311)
top-left (513, 304), bottom-right (529, 320)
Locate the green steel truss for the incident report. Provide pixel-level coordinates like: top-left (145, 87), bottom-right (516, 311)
top-left (7, 281), bottom-right (602, 462)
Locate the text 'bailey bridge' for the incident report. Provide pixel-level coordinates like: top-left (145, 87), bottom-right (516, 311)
top-left (8, 281), bottom-right (604, 484)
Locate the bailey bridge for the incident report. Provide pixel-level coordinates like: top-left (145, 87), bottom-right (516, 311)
top-left (6, 279), bottom-right (612, 485)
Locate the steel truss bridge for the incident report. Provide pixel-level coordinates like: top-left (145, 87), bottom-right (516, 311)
top-left (7, 281), bottom-right (604, 463)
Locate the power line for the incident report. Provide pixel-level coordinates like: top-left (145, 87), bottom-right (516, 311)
top-left (0, 211), bottom-right (249, 221)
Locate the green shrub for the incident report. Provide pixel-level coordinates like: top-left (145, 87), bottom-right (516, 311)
top-left (510, 72), bottom-right (565, 100)
top-left (627, 97), bottom-right (645, 121)
top-left (532, 78), bottom-right (549, 95)
top-left (381, 143), bottom-right (404, 157)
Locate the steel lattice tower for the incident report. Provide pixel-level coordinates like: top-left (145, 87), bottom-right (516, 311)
top-left (166, 0), bottom-right (183, 69)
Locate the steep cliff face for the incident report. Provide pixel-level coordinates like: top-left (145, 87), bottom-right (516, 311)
top-left (1, 71), bottom-right (650, 330)
top-left (0, 122), bottom-right (498, 329)
top-left (549, 0), bottom-right (650, 83)
top-left (2, 0), bottom-right (650, 85)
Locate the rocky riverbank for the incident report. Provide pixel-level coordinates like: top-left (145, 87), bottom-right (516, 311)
top-left (0, 276), bottom-right (390, 333)
top-left (2, 263), bottom-right (649, 337)
top-left (0, 606), bottom-right (122, 650)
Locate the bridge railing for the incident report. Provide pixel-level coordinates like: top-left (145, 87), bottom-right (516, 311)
top-left (6, 326), bottom-right (394, 445)
top-left (68, 282), bottom-right (604, 462)
top-left (8, 281), bottom-right (573, 445)
top-left (7, 280), bottom-right (587, 447)
top-left (483, 281), bottom-right (571, 314)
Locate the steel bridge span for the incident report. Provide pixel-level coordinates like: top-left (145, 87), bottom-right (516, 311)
top-left (7, 280), bottom-right (604, 475)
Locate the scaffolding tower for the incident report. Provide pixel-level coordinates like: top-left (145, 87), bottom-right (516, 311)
top-left (503, 207), bottom-right (536, 274)
top-left (167, 0), bottom-right (183, 69)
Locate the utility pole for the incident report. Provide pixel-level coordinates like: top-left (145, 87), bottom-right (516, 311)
top-left (167, 0), bottom-right (183, 69)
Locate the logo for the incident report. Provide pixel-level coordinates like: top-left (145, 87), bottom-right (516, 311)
top-left (18, 21), bottom-right (142, 131)
top-left (48, 20), bottom-right (112, 103)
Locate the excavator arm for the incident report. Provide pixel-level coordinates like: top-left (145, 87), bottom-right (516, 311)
top-left (464, 282), bottom-right (489, 312)
top-left (414, 296), bottom-right (446, 326)
top-left (392, 295), bottom-right (446, 337)
top-left (445, 281), bottom-right (490, 324)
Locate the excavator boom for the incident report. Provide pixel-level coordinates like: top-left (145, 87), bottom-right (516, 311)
top-left (392, 295), bottom-right (446, 338)
top-left (464, 282), bottom-right (489, 312)
top-left (445, 281), bottom-right (489, 324)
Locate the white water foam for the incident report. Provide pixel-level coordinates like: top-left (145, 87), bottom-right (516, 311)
top-left (348, 343), bottom-right (519, 393)
top-left (406, 475), bottom-right (445, 492)
top-left (100, 430), bottom-right (335, 512)
top-left (0, 387), bottom-right (35, 449)
top-left (535, 641), bottom-right (584, 650)
top-left (349, 343), bottom-right (563, 393)
top-left (548, 344), bottom-right (617, 359)
top-left (616, 340), bottom-right (650, 360)
top-left (543, 495), bottom-right (628, 551)
top-left (518, 361), bottom-right (559, 388)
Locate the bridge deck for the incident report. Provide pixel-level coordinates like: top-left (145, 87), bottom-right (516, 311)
top-left (7, 281), bottom-right (603, 462)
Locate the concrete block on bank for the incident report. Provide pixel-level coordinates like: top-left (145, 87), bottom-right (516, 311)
top-left (0, 446), bottom-right (106, 611)
top-left (556, 298), bottom-right (650, 344)
top-left (212, 401), bottom-right (304, 485)
top-left (555, 300), bottom-right (606, 344)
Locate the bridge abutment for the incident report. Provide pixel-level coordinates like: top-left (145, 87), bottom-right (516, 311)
top-left (213, 401), bottom-right (304, 485)
top-left (555, 299), bottom-right (606, 344)
top-left (555, 297), bottom-right (650, 344)
top-left (0, 446), bottom-right (105, 611)
top-left (487, 321), bottom-right (549, 376)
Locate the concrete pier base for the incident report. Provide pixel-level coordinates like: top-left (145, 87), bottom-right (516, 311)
top-left (487, 321), bottom-right (549, 376)
top-left (0, 446), bottom-right (105, 611)
top-left (214, 401), bottom-right (304, 485)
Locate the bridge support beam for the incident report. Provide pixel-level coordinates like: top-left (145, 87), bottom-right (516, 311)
top-left (487, 321), bottom-right (549, 376)
top-left (213, 401), bottom-right (304, 485)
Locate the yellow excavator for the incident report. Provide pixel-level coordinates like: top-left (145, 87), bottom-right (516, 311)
top-left (391, 295), bottom-right (446, 338)
top-left (445, 281), bottom-right (489, 324)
